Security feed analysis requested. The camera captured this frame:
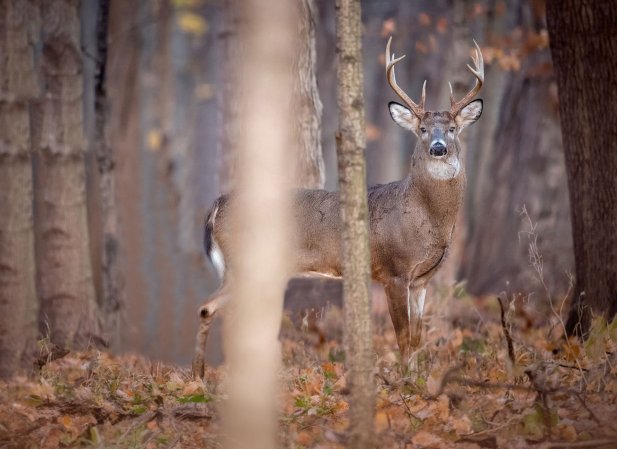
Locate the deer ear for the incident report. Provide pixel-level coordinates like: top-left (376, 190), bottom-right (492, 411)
top-left (455, 99), bottom-right (483, 131)
top-left (389, 102), bottom-right (420, 134)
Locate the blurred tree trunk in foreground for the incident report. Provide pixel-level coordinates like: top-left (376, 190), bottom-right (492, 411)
top-left (206, 0), bottom-right (326, 365)
top-left (222, 1), bottom-right (294, 449)
top-left (34, 0), bottom-right (100, 348)
top-left (0, 0), bottom-right (40, 377)
top-left (335, 0), bottom-right (375, 447)
top-left (547, 0), bottom-right (617, 336)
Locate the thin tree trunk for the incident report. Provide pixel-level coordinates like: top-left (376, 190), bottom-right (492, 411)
top-left (0, 0), bottom-right (40, 377)
top-left (218, 0), bottom-right (243, 193)
top-left (335, 0), bottom-right (375, 447)
top-left (93, 0), bottom-right (121, 344)
top-left (547, 0), bottom-right (617, 336)
top-left (432, 0), bottom-right (473, 286)
top-left (293, 0), bottom-right (325, 189)
top-left (222, 1), bottom-right (295, 449)
top-left (34, 0), bottom-right (100, 348)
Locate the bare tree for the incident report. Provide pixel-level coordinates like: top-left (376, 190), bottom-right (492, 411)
top-left (221, 1), bottom-right (295, 449)
top-left (335, 0), bottom-right (375, 447)
top-left (92, 0), bottom-right (122, 343)
top-left (34, 0), bottom-right (100, 348)
top-left (218, 0), bottom-right (243, 193)
top-left (547, 0), bottom-right (617, 336)
top-left (0, 0), bottom-right (40, 377)
top-left (293, 0), bottom-right (325, 189)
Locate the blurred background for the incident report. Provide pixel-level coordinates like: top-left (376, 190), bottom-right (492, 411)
top-left (49, 0), bottom-right (573, 364)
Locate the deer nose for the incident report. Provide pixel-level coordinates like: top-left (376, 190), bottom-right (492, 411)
top-left (429, 142), bottom-right (447, 157)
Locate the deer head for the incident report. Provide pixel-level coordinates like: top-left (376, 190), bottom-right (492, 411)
top-left (386, 37), bottom-right (484, 180)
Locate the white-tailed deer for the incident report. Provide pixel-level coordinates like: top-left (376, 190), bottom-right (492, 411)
top-left (192, 37), bottom-right (483, 377)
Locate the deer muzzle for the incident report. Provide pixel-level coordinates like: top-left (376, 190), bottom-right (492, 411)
top-left (429, 140), bottom-right (447, 157)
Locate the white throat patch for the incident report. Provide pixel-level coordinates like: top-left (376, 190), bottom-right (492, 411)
top-left (427, 157), bottom-right (460, 180)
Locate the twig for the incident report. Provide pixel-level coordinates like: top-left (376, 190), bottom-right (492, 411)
top-left (460, 416), bottom-right (519, 438)
top-left (497, 295), bottom-right (516, 367)
top-left (119, 410), bottom-right (159, 440)
top-left (399, 393), bottom-right (420, 421)
top-left (539, 438), bottom-right (617, 449)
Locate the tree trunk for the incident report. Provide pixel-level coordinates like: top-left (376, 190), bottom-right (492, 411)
top-left (92, 0), bottom-right (121, 344)
top-left (432, 0), bottom-right (473, 287)
top-left (34, 0), bottom-right (100, 348)
top-left (460, 1), bottom-right (573, 306)
top-left (293, 0), bottom-right (325, 189)
top-left (0, 0), bottom-right (40, 377)
top-left (218, 0), bottom-right (243, 193)
top-left (335, 0), bottom-right (375, 447)
top-left (222, 0), bottom-right (294, 448)
top-left (547, 0), bottom-right (617, 336)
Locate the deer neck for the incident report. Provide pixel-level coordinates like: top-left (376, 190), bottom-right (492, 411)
top-left (406, 148), bottom-right (466, 233)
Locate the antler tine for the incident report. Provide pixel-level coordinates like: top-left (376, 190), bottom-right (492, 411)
top-left (449, 39), bottom-right (484, 117)
top-left (386, 36), bottom-right (425, 117)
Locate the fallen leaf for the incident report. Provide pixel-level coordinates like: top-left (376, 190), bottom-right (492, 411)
top-left (375, 411), bottom-right (389, 433)
top-left (412, 430), bottom-right (445, 448)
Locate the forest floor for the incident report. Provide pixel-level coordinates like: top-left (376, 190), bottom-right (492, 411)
top-left (1, 288), bottom-right (617, 449)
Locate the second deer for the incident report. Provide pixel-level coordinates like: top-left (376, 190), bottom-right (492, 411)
top-left (192, 37), bottom-right (484, 377)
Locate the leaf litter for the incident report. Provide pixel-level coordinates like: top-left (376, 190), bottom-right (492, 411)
top-left (1, 291), bottom-right (616, 449)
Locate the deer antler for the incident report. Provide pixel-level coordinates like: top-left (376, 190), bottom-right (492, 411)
top-left (386, 36), bottom-right (426, 118)
top-left (449, 40), bottom-right (484, 117)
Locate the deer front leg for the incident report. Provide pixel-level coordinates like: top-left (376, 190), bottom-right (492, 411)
top-left (384, 277), bottom-right (413, 363)
top-left (407, 285), bottom-right (427, 349)
top-left (385, 279), bottom-right (427, 366)
top-left (191, 286), bottom-right (231, 378)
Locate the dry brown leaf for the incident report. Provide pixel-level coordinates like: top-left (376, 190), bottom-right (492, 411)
top-left (450, 415), bottom-right (473, 435)
top-left (557, 423), bottom-right (577, 442)
top-left (435, 394), bottom-right (450, 421)
top-left (296, 430), bottom-right (314, 446)
top-left (411, 430), bottom-right (445, 448)
top-left (182, 380), bottom-right (203, 395)
top-left (375, 411), bottom-right (390, 433)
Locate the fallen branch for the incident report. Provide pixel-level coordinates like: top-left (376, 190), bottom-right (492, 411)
top-left (539, 438), bottom-right (617, 449)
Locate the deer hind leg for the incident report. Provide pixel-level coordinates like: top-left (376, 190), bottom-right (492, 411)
top-left (191, 283), bottom-right (231, 378)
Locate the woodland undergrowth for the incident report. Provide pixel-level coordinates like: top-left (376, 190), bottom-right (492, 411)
top-left (1, 293), bottom-right (616, 449)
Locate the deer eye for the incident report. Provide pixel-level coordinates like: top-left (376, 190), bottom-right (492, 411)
top-left (420, 127), bottom-right (427, 134)
top-left (449, 127), bottom-right (456, 133)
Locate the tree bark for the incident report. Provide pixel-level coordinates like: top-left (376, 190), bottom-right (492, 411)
top-left (459, 1), bottom-right (573, 306)
top-left (34, 0), bottom-right (100, 348)
top-left (0, 0), bottom-right (40, 377)
top-left (92, 0), bottom-right (121, 344)
top-left (222, 0), bottom-right (294, 448)
top-left (335, 0), bottom-right (375, 447)
top-left (293, 0), bottom-right (325, 189)
top-left (547, 0), bottom-right (617, 336)
top-left (218, 0), bottom-right (243, 193)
